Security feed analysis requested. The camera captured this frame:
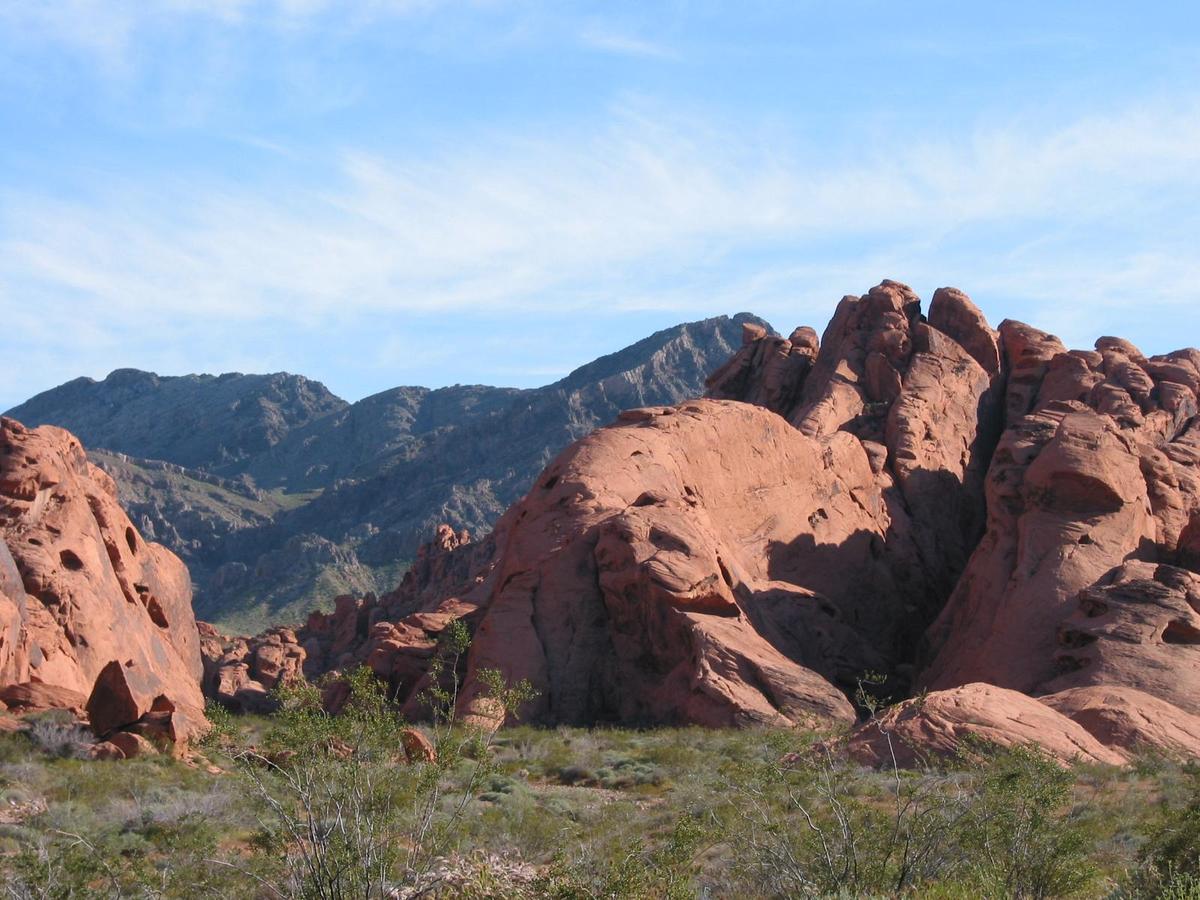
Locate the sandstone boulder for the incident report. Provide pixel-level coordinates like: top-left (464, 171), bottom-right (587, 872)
top-left (0, 418), bottom-right (207, 743)
top-left (846, 683), bottom-right (1126, 768)
top-left (1040, 685), bottom-right (1200, 759)
top-left (108, 730), bottom-right (158, 759)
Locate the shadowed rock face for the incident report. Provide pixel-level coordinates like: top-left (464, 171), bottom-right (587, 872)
top-left (921, 321), bottom-right (1200, 697)
top-left (0, 418), bottom-right (206, 746)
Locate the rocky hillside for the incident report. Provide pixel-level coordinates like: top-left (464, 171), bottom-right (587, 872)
top-left (204, 281), bottom-right (1200, 765)
top-left (6, 314), bottom-right (767, 630)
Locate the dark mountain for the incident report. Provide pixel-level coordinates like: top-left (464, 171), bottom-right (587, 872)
top-left (6, 313), bottom-right (768, 630)
top-left (9, 370), bottom-right (347, 472)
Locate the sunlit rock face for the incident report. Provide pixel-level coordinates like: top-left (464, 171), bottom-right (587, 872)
top-left (0, 417), bottom-right (207, 747)
top-left (205, 280), bottom-right (1200, 765)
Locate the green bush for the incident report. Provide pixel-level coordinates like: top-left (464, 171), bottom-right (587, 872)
top-left (722, 731), bottom-right (1099, 899)
top-left (222, 618), bottom-right (536, 899)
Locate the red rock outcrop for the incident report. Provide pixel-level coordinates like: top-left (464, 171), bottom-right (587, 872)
top-left (846, 683), bottom-right (1126, 767)
top-left (921, 324), bottom-right (1200, 704)
top-left (203, 280), bottom-right (1200, 767)
top-left (199, 523), bottom-right (486, 714)
top-left (0, 417), bottom-right (207, 745)
top-left (1041, 685), bottom-right (1200, 759)
top-left (215, 282), bottom-right (1006, 730)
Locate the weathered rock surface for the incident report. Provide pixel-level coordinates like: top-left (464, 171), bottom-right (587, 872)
top-left (209, 283), bottom-right (1020, 732)
top-left (0, 417), bottom-right (207, 745)
top-left (1041, 685), bottom-right (1200, 759)
top-left (922, 323), bottom-right (1200, 704)
top-left (45, 276), bottom-right (1192, 766)
top-left (1041, 563), bottom-right (1200, 714)
top-left (846, 683), bottom-right (1126, 767)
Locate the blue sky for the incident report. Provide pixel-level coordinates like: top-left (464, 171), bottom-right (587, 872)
top-left (1, 1), bottom-right (1198, 410)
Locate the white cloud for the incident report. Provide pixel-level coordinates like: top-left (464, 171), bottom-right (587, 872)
top-left (0, 0), bottom-right (457, 69)
top-left (6, 98), bottom-right (1199, 316)
top-left (2, 96), bottom-right (1200, 408)
top-left (580, 24), bottom-right (679, 60)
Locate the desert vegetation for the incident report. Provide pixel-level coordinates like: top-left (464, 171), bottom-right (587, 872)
top-left (4, 691), bottom-right (1200, 898)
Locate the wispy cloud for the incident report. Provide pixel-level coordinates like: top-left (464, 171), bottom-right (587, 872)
top-left (580, 24), bottom-right (679, 60)
top-left (6, 98), bottom-right (1199, 310)
top-left (0, 0), bottom-right (455, 71)
top-left (2, 95), bottom-right (1199, 406)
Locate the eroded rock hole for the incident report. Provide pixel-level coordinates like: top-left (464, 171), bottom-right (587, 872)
top-left (1057, 629), bottom-right (1097, 649)
top-left (1054, 654), bottom-right (1089, 674)
top-left (125, 527), bottom-right (138, 555)
top-left (716, 555), bottom-right (734, 590)
top-left (648, 527), bottom-right (690, 554)
top-left (59, 549), bottom-right (84, 571)
top-left (1162, 619), bottom-right (1200, 645)
top-left (145, 596), bottom-right (169, 629)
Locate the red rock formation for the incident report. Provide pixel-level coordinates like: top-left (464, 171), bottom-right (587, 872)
top-left (921, 325), bottom-right (1200, 702)
top-left (199, 621), bottom-right (308, 713)
top-left (1041, 685), bottom-right (1200, 759)
top-left (0, 417), bottom-right (207, 745)
top-left (223, 281), bottom-right (1007, 730)
top-left (200, 524), bottom-right (486, 714)
top-left (202, 281), bottom-right (1200, 767)
top-left (846, 683), bottom-right (1126, 767)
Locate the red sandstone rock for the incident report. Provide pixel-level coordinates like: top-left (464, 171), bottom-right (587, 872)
top-left (0, 682), bottom-right (87, 715)
top-left (200, 524), bottom-right (487, 717)
top-left (399, 727), bottom-right (436, 763)
top-left (87, 740), bottom-right (125, 760)
top-left (922, 324), bottom-right (1200, 700)
top-left (846, 683), bottom-right (1126, 768)
top-left (198, 281), bottom-right (1200, 766)
top-left (108, 730), bottom-right (158, 759)
top-left (1040, 563), bottom-right (1200, 715)
top-left (1040, 685), bottom-right (1200, 759)
top-left (0, 418), bottom-right (207, 744)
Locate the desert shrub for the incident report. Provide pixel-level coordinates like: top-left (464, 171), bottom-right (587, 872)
top-left (1143, 768), bottom-right (1200, 878)
top-left (24, 712), bottom-right (89, 760)
top-left (222, 618), bottom-right (535, 899)
top-left (534, 813), bottom-right (707, 899)
top-left (722, 729), bottom-right (1098, 899)
top-left (594, 756), bottom-right (666, 790)
top-left (950, 741), bottom-right (1097, 898)
top-left (1117, 765), bottom-right (1200, 897)
top-left (557, 764), bottom-right (595, 785)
